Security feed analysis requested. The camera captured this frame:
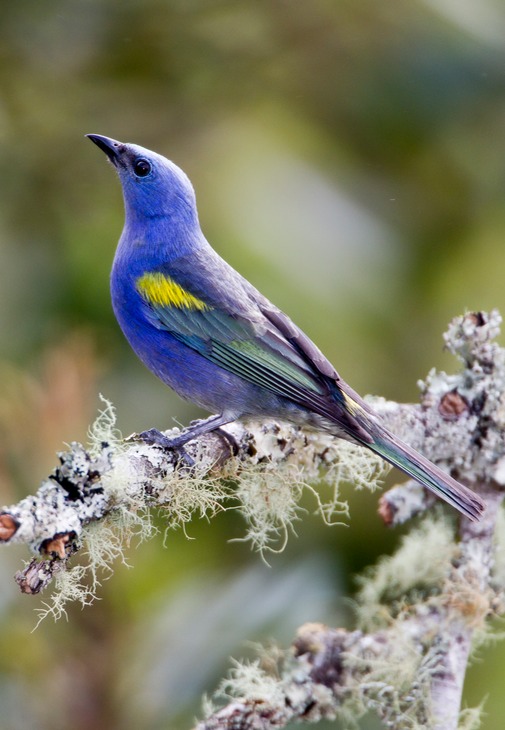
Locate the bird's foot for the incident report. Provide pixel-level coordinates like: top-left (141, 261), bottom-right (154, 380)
top-left (132, 415), bottom-right (235, 466)
top-left (134, 428), bottom-right (195, 466)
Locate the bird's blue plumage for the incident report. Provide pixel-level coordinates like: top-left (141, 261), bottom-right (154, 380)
top-left (87, 134), bottom-right (486, 521)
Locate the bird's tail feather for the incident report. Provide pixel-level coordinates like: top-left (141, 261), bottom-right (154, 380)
top-left (366, 427), bottom-right (485, 521)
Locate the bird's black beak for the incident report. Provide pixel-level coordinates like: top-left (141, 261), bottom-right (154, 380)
top-left (86, 134), bottom-right (125, 165)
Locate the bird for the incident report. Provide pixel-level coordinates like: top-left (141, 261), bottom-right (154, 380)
top-left (87, 134), bottom-right (485, 522)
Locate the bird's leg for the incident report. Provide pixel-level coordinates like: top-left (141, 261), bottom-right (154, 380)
top-left (137, 413), bottom-right (234, 463)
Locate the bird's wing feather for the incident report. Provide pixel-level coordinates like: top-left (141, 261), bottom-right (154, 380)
top-left (259, 304), bottom-right (376, 415)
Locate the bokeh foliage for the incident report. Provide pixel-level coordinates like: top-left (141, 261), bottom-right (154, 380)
top-left (0, 1), bottom-right (505, 728)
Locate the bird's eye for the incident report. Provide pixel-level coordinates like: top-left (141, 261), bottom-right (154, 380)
top-left (133, 158), bottom-right (152, 178)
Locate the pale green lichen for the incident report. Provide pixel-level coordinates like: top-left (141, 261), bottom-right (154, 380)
top-left (342, 630), bottom-right (432, 729)
top-left (34, 565), bottom-right (94, 625)
top-left (34, 508), bottom-right (158, 625)
top-left (230, 425), bottom-right (386, 556)
top-left (232, 461), bottom-right (349, 557)
top-left (217, 657), bottom-right (286, 706)
top-left (458, 703), bottom-right (485, 730)
top-left (323, 439), bottom-right (390, 493)
top-left (87, 394), bottom-right (124, 457)
top-left (34, 386), bottom-right (444, 624)
top-left (355, 516), bottom-right (457, 631)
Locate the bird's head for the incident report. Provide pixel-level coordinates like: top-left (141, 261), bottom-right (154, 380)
top-left (87, 134), bottom-right (198, 229)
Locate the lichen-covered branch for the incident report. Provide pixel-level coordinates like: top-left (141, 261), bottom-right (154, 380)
top-left (194, 490), bottom-right (504, 730)
top-left (2, 310), bottom-right (505, 727)
top-left (2, 413), bottom-right (387, 597)
top-left (195, 494), bottom-right (504, 730)
top-left (195, 623), bottom-right (408, 730)
top-left (194, 620), bottom-right (447, 730)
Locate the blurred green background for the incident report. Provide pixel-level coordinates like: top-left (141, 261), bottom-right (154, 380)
top-left (0, 1), bottom-right (505, 728)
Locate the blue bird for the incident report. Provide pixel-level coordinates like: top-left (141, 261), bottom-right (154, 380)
top-left (87, 134), bottom-right (485, 521)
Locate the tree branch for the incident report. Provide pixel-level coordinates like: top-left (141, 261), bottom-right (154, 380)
top-left (0, 414), bottom-right (383, 594)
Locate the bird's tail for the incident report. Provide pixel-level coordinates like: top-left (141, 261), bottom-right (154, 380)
top-left (365, 426), bottom-right (485, 521)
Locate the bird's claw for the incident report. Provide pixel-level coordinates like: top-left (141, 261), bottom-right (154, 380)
top-left (214, 427), bottom-right (239, 456)
top-left (135, 428), bottom-right (195, 467)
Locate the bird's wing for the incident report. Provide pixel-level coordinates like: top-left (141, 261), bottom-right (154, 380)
top-left (138, 272), bottom-right (322, 395)
top-left (135, 247), bottom-right (375, 443)
top-left (135, 256), bottom-right (372, 432)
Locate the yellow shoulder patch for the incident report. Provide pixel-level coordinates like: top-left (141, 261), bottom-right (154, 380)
top-left (136, 272), bottom-right (209, 311)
